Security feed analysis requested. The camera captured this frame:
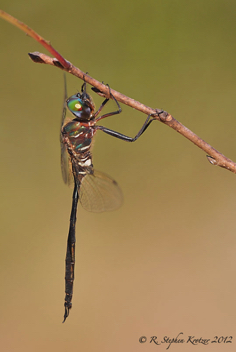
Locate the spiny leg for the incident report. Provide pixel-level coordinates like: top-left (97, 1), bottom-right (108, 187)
top-left (96, 113), bottom-right (157, 142)
top-left (81, 72), bottom-right (89, 93)
top-left (92, 85), bottom-right (122, 120)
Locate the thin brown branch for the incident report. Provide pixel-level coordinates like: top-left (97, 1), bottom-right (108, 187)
top-left (0, 10), bottom-right (70, 68)
top-left (2, 10), bottom-right (236, 174)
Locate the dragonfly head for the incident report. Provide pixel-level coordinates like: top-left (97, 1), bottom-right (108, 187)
top-left (67, 84), bottom-right (95, 121)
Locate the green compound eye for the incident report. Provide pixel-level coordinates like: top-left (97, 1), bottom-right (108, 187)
top-left (68, 99), bottom-right (83, 112)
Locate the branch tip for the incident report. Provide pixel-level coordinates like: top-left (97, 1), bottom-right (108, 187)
top-left (28, 52), bottom-right (45, 64)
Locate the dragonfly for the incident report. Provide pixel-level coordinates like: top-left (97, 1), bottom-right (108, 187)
top-left (60, 77), bottom-right (156, 322)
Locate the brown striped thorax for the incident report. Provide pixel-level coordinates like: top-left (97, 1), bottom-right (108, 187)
top-left (62, 120), bottom-right (94, 154)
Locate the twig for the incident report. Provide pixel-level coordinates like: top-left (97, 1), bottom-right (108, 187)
top-left (1, 10), bottom-right (236, 174)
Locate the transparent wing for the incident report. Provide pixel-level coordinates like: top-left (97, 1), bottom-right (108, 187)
top-left (61, 143), bottom-right (74, 186)
top-left (79, 170), bottom-right (123, 212)
top-left (60, 74), bottom-right (73, 186)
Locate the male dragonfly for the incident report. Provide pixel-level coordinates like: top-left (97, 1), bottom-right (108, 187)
top-left (60, 77), bottom-right (156, 322)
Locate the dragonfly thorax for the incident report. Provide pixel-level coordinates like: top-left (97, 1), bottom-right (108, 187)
top-left (62, 120), bottom-right (95, 159)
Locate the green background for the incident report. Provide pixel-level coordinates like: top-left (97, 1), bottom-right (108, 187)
top-left (0, 0), bottom-right (236, 351)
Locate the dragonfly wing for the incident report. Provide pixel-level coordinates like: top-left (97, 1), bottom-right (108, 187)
top-left (60, 74), bottom-right (73, 186)
top-left (79, 170), bottom-right (123, 212)
top-left (60, 143), bottom-right (74, 186)
top-left (60, 73), bottom-right (68, 133)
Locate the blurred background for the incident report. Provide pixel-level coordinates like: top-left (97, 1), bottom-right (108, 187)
top-left (0, 0), bottom-right (236, 351)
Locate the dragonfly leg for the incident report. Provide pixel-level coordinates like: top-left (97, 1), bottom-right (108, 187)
top-left (97, 113), bottom-right (157, 142)
top-left (93, 85), bottom-right (122, 120)
top-left (93, 97), bottom-right (110, 118)
top-left (81, 72), bottom-right (90, 93)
